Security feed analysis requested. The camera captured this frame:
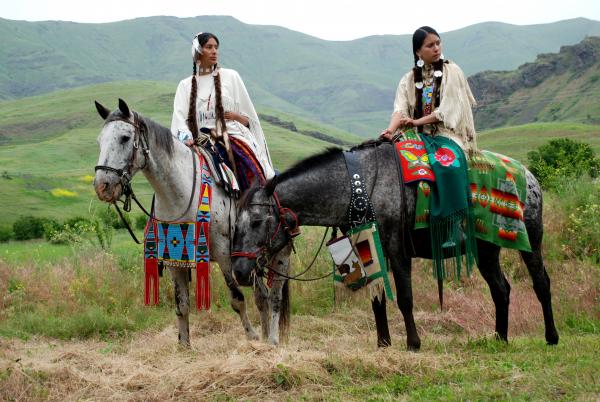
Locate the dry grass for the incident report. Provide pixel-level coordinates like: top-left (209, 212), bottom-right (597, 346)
top-left (1, 193), bottom-right (599, 400)
top-left (2, 259), bottom-right (598, 401)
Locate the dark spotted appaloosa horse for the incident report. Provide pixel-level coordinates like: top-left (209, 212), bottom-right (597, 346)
top-left (231, 142), bottom-right (559, 350)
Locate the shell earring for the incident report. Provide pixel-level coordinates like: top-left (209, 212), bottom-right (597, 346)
top-left (416, 58), bottom-right (425, 68)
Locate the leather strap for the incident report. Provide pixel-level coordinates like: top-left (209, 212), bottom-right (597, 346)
top-left (343, 151), bottom-right (375, 228)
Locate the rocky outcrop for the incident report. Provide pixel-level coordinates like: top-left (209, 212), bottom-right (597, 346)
top-left (468, 36), bottom-right (600, 128)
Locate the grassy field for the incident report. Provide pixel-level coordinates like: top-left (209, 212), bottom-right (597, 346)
top-left (1, 80), bottom-right (599, 399)
top-left (1, 184), bottom-right (599, 399)
top-left (476, 122), bottom-right (600, 162)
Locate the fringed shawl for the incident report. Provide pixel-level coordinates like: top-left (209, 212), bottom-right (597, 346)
top-left (393, 61), bottom-right (478, 151)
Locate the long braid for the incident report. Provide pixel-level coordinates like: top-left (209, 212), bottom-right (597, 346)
top-left (432, 59), bottom-right (445, 108)
top-left (213, 65), bottom-right (227, 136)
top-left (186, 63), bottom-right (199, 141)
top-left (413, 64), bottom-right (424, 120)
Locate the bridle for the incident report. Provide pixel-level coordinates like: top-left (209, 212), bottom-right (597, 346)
top-left (231, 192), bottom-right (299, 265)
top-left (231, 191), bottom-right (333, 283)
top-left (95, 112), bottom-right (151, 219)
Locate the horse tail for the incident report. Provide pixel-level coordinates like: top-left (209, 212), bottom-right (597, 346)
top-left (279, 279), bottom-right (290, 342)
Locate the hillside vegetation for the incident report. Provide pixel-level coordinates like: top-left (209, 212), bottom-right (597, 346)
top-left (0, 81), bottom-right (361, 226)
top-left (1, 16), bottom-right (600, 135)
top-left (470, 36), bottom-right (600, 129)
top-left (0, 80), bottom-right (599, 227)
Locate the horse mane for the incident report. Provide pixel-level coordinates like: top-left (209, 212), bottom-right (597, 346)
top-left (277, 147), bottom-right (343, 183)
top-left (105, 110), bottom-right (174, 157)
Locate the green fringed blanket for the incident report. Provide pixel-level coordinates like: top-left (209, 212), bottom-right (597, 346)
top-left (420, 134), bottom-right (477, 280)
top-left (396, 131), bottom-right (532, 279)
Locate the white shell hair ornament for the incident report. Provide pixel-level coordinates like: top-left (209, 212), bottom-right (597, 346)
top-left (191, 32), bottom-right (203, 57)
top-left (416, 59), bottom-right (425, 68)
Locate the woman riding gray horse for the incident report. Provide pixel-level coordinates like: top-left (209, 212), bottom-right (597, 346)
top-left (231, 142), bottom-right (559, 349)
top-left (93, 99), bottom-right (290, 346)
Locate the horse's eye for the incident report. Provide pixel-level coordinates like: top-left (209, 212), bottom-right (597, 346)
top-left (250, 219), bottom-right (262, 229)
top-left (119, 135), bottom-right (131, 144)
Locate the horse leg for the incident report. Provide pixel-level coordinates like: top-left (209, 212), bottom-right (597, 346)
top-left (372, 293), bottom-right (391, 347)
top-left (168, 267), bottom-right (191, 347)
top-left (218, 262), bottom-right (260, 341)
top-left (520, 248), bottom-right (559, 344)
top-left (391, 257), bottom-right (421, 350)
top-left (476, 240), bottom-right (510, 342)
top-left (253, 277), bottom-right (270, 340)
top-left (265, 248), bottom-right (292, 345)
top-left (521, 170), bottom-right (558, 344)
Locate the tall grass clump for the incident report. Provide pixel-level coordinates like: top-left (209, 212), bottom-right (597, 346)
top-left (549, 176), bottom-right (600, 263)
top-left (0, 245), bottom-right (170, 340)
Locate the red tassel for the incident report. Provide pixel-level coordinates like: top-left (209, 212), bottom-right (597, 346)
top-left (196, 262), bottom-right (210, 310)
top-left (144, 219), bottom-right (159, 305)
top-left (144, 261), bottom-right (159, 305)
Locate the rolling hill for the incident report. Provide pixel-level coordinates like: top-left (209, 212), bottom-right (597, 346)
top-left (0, 81), bottom-right (598, 227)
top-left (0, 81), bottom-right (361, 225)
top-left (1, 16), bottom-right (600, 135)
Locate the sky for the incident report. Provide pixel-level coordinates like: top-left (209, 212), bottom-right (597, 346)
top-left (1, 0), bottom-right (599, 41)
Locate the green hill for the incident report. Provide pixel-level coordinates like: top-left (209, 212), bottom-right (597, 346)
top-left (1, 80), bottom-right (598, 227)
top-left (1, 16), bottom-right (599, 136)
top-left (470, 37), bottom-right (600, 129)
top-left (0, 81), bottom-right (361, 226)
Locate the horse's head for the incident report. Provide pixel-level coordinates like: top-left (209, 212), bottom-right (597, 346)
top-left (93, 99), bottom-right (149, 203)
top-left (232, 178), bottom-right (299, 286)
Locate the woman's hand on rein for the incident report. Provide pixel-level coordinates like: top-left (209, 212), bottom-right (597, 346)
top-left (380, 128), bottom-right (394, 140)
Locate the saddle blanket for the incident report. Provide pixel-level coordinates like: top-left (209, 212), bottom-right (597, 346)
top-left (396, 132), bottom-right (532, 252)
top-left (143, 151), bottom-right (212, 310)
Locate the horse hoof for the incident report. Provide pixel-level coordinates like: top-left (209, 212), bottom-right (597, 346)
top-left (546, 331), bottom-right (559, 345)
top-left (267, 337), bottom-right (279, 346)
top-left (247, 331), bottom-right (260, 341)
top-left (377, 339), bottom-right (392, 348)
top-left (406, 336), bottom-right (421, 351)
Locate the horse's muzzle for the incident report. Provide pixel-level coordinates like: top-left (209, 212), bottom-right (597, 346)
top-left (94, 175), bottom-right (123, 203)
top-left (231, 258), bottom-right (257, 287)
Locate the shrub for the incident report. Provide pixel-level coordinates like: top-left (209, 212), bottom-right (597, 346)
top-left (42, 219), bottom-right (62, 241)
top-left (98, 206), bottom-right (132, 229)
top-left (527, 138), bottom-right (599, 189)
top-left (47, 221), bottom-right (96, 245)
top-left (135, 214), bottom-right (148, 231)
top-left (553, 176), bottom-right (600, 263)
top-left (64, 216), bottom-right (92, 227)
top-left (13, 216), bottom-right (46, 240)
top-left (0, 226), bottom-right (12, 242)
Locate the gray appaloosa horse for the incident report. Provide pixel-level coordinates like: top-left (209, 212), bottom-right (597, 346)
top-left (231, 142), bottom-right (559, 350)
top-left (93, 99), bottom-right (290, 346)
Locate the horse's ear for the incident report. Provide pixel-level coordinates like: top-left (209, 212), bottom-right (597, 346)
top-left (118, 98), bottom-right (131, 118)
top-left (264, 174), bottom-right (279, 196)
top-left (94, 101), bottom-right (110, 120)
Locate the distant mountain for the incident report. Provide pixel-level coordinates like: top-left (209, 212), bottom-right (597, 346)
top-left (469, 36), bottom-right (600, 129)
top-left (1, 16), bottom-right (599, 135)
